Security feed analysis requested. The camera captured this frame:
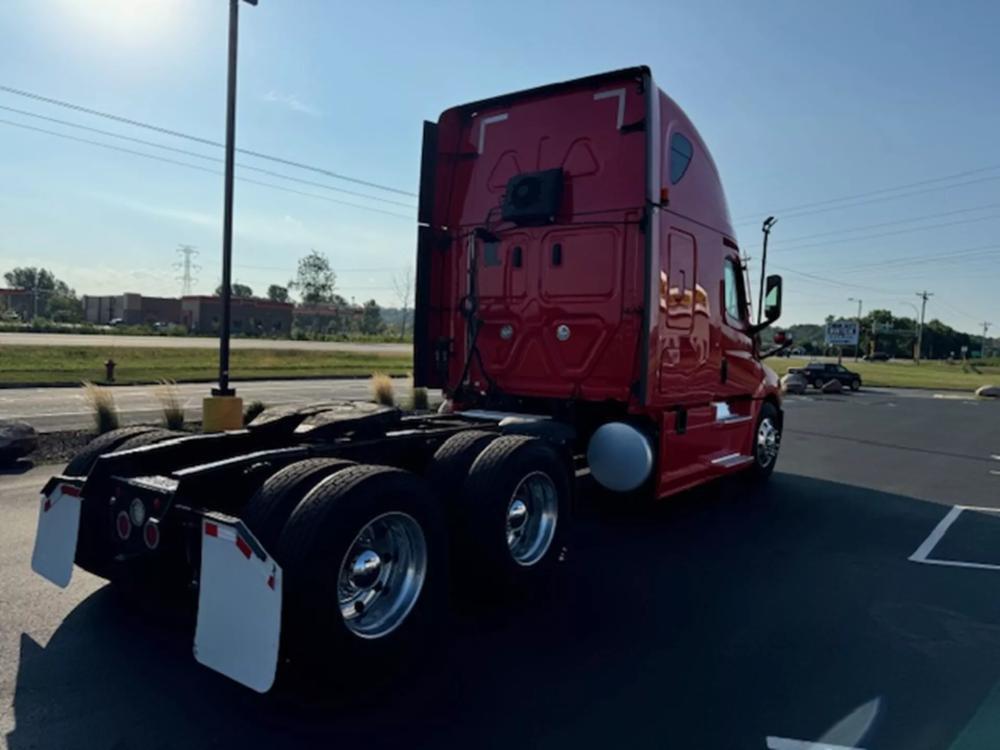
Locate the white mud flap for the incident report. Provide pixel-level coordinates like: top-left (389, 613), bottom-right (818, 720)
top-left (31, 482), bottom-right (84, 588)
top-left (194, 518), bottom-right (282, 693)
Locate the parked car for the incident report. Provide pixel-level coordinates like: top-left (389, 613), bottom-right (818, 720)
top-left (864, 352), bottom-right (890, 362)
top-left (788, 362), bottom-right (862, 390)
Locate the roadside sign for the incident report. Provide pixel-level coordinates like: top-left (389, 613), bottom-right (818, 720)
top-left (825, 321), bottom-right (859, 346)
top-left (874, 322), bottom-right (894, 333)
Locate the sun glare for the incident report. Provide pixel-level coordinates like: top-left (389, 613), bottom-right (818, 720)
top-left (57, 0), bottom-right (183, 48)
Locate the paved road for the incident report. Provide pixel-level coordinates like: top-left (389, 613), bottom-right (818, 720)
top-left (0, 332), bottom-right (411, 353)
top-left (2, 393), bottom-right (999, 749)
top-left (0, 378), bottom-right (427, 432)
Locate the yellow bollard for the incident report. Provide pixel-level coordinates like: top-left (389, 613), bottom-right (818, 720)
top-left (202, 395), bottom-right (244, 432)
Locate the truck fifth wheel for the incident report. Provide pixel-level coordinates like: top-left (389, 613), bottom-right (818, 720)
top-left (31, 66), bottom-right (786, 693)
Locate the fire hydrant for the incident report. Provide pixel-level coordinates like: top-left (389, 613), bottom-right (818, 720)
top-left (104, 358), bottom-right (116, 383)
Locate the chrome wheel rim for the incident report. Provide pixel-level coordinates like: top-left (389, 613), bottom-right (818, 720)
top-left (756, 417), bottom-right (780, 468)
top-left (506, 471), bottom-right (558, 566)
top-left (337, 512), bottom-right (427, 640)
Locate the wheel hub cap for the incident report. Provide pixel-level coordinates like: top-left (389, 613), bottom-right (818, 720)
top-left (337, 512), bottom-right (427, 640)
top-left (507, 498), bottom-right (528, 531)
top-left (348, 549), bottom-right (382, 589)
top-left (756, 417), bottom-right (781, 467)
top-left (506, 471), bottom-right (558, 567)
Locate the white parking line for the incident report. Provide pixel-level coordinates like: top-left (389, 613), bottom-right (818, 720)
top-left (766, 737), bottom-right (865, 750)
top-left (909, 505), bottom-right (1000, 571)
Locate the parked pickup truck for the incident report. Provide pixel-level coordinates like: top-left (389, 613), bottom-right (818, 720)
top-left (788, 362), bottom-right (862, 390)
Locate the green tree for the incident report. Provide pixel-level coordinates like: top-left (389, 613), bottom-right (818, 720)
top-left (215, 282), bottom-right (254, 298)
top-left (288, 250), bottom-right (336, 305)
top-left (267, 284), bottom-right (289, 303)
top-left (360, 299), bottom-right (384, 335)
top-left (3, 266), bottom-right (79, 321)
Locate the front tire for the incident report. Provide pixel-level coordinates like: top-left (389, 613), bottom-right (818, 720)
top-left (850, 379), bottom-right (861, 391)
top-left (747, 402), bottom-right (781, 481)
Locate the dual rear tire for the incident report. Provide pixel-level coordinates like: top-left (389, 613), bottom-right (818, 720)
top-left (247, 433), bottom-right (571, 687)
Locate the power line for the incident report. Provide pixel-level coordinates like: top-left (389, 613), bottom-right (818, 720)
top-left (733, 174), bottom-right (1000, 228)
top-left (769, 212), bottom-right (1000, 254)
top-left (733, 164), bottom-right (1000, 222)
top-left (0, 83), bottom-right (417, 197)
top-left (0, 118), bottom-right (414, 219)
top-left (769, 203), bottom-right (999, 245)
top-left (793, 243), bottom-right (1000, 274)
top-left (0, 104), bottom-right (416, 209)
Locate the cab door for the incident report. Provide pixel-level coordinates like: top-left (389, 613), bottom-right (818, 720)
top-left (718, 254), bottom-right (761, 398)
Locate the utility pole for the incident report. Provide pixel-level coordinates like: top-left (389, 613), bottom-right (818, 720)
top-left (848, 297), bottom-right (863, 361)
top-left (982, 321), bottom-right (993, 359)
top-left (914, 290), bottom-right (933, 364)
top-left (174, 245), bottom-right (200, 296)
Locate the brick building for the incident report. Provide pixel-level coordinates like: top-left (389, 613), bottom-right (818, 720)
top-left (82, 293), bottom-right (182, 326)
top-left (181, 296), bottom-right (293, 335)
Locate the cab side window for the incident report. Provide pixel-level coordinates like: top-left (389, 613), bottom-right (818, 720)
top-left (670, 133), bottom-right (694, 184)
top-left (723, 258), bottom-right (746, 325)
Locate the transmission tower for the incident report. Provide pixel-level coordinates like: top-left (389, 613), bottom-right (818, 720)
top-left (174, 245), bottom-right (200, 296)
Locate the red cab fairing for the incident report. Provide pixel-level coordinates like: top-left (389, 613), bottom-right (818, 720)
top-left (415, 68), bottom-right (650, 401)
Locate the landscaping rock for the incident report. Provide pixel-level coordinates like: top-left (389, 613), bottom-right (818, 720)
top-left (0, 420), bottom-right (39, 464)
top-left (976, 384), bottom-right (1000, 398)
top-left (821, 379), bottom-right (844, 394)
top-left (781, 373), bottom-right (808, 395)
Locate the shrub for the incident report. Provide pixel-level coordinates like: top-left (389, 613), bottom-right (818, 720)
top-left (243, 400), bottom-right (267, 425)
top-left (370, 372), bottom-right (395, 406)
top-left (82, 381), bottom-right (120, 434)
top-left (155, 379), bottom-right (185, 430)
top-left (410, 386), bottom-right (429, 411)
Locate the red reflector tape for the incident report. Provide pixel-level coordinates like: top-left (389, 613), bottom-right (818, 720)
top-left (43, 498), bottom-right (52, 512)
top-left (267, 574), bottom-right (275, 590)
top-left (235, 536), bottom-right (252, 560)
top-left (60, 484), bottom-right (82, 498)
top-left (205, 522), bottom-right (219, 538)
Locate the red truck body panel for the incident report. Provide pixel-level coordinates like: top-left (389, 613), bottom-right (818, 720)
top-left (415, 67), bottom-right (781, 499)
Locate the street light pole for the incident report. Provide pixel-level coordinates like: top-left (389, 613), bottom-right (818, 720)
top-left (204, 0), bottom-right (256, 431)
top-left (848, 297), bottom-right (862, 361)
top-left (213, 0), bottom-right (243, 397)
top-left (914, 290), bottom-right (933, 365)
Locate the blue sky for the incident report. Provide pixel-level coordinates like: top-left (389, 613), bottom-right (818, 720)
top-left (1, 0), bottom-right (998, 332)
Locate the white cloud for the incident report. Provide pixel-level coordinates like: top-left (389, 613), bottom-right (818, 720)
top-left (261, 90), bottom-right (320, 116)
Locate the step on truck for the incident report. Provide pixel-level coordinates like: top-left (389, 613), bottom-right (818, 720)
top-left (31, 66), bottom-right (786, 693)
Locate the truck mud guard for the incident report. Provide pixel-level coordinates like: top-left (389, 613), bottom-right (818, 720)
top-left (193, 514), bottom-right (283, 693)
top-left (31, 477), bottom-right (85, 588)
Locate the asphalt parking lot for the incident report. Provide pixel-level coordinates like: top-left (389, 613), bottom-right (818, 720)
top-left (2, 389), bottom-right (999, 749)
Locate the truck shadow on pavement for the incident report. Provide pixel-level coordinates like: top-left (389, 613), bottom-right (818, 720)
top-left (9, 474), bottom-right (1000, 750)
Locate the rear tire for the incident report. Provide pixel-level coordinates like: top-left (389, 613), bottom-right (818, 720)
top-left (426, 430), bottom-right (498, 511)
top-left (455, 436), bottom-right (571, 594)
top-left (64, 426), bottom-right (161, 477)
top-left (114, 428), bottom-right (183, 452)
top-left (241, 458), bottom-right (355, 552)
top-left (277, 465), bottom-right (447, 687)
top-left (68, 426), bottom-right (178, 576)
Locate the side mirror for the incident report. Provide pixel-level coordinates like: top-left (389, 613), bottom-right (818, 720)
top-left (763, 274), bottom-right (782, 324)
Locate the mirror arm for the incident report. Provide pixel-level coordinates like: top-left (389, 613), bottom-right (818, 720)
top-left (760, 339), bottom-right (794, 359)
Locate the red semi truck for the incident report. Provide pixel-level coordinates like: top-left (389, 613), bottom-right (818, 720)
top-left (31, 66), bottom-right (784, 693)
